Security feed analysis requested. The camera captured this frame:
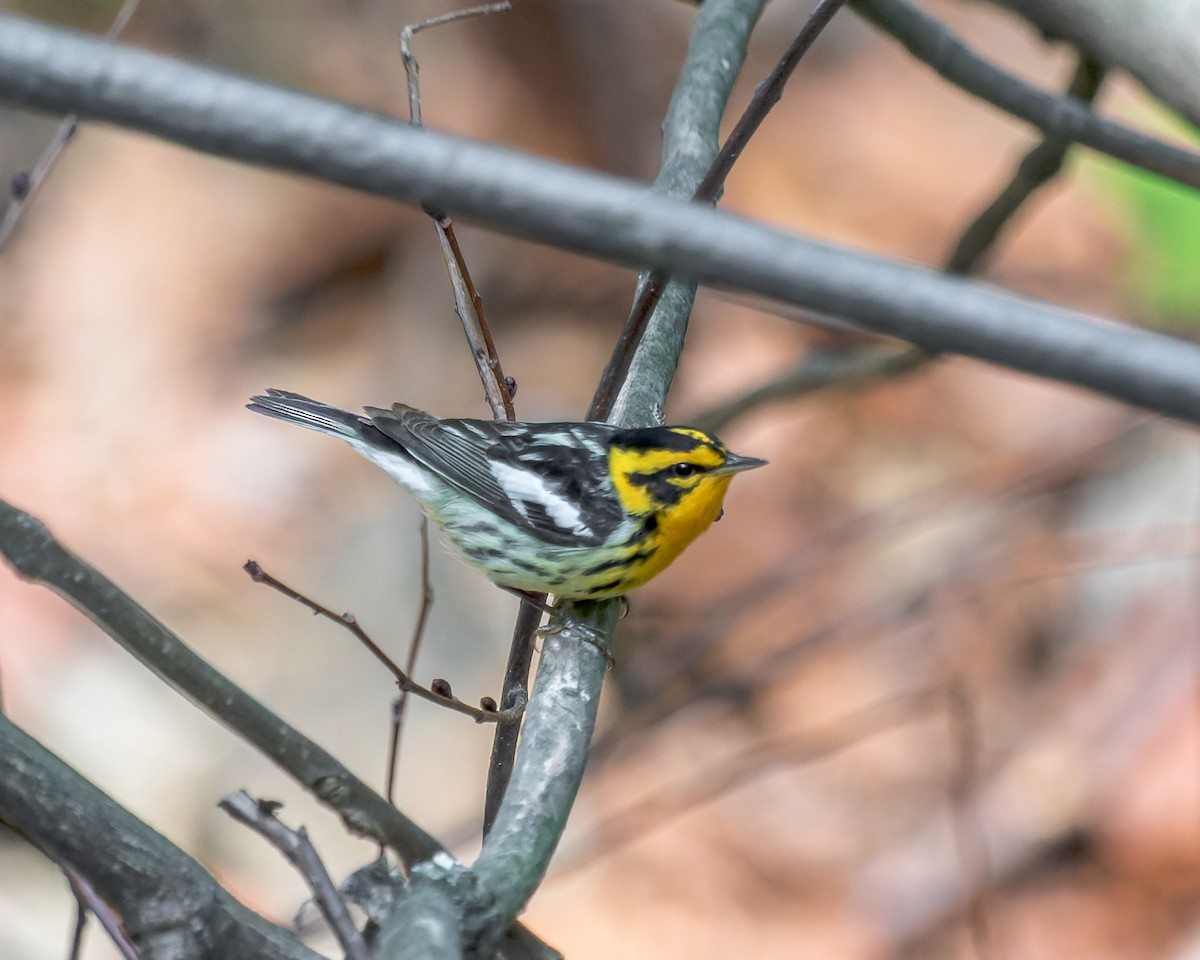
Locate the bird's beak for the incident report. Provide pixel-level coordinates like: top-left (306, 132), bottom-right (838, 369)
top-left (713, 453), bottom-right (768, 476)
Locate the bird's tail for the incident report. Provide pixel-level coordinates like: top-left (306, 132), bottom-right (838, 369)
top-left (246, 388), bottom-right (369, 440)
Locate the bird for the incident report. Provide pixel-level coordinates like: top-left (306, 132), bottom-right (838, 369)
top-left (248, 389), bottom-right (766, 601)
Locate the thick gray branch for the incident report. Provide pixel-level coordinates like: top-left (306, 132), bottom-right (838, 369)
top-left (986, 0), bottom-right (1200, 130)
top-left (2, 17), bottom-right (1200, 424)
top-left (471, 2), bottom-right (761, 945)
top-left (472, 605), bottom-right (617, 933)
top-left (0, 712), bottom-right (323, 960)
top-left (609, 0), bottom-right (767, 428)
top-left (850, 0), bottom-right (1200, 188)
top-left (0, 498), bottom-right (444, 866)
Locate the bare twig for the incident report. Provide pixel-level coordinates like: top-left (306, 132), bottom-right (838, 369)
top-left (433, 217), bottom-right (516, 419)
top-left (946, 678), bottom-right (1001, 960)
top-left (590, 0), bottom-right (845, 420)
top-left (483, 599), bottom-right (544, 838)
top-left (947, 56), bottom-right (1106, 275)
top-left (400, 2), bottom-right (516, 421)
top-left (398, 0), bottom-right (541, 844)
top-left (386, 517), bottom-right (435, 803)
top-left (851, 0), bottom-right (1200, 188)
top-left (0, 0), bottom-right (141, 251)
top-left (399, 2), bottom-right (511, 128)
top-left (63, 866), bottom-right (139, 960)
top-left (66, 888), bottom-right (87, 960)
top-left (244, 561), bottom-right (520, 725)
top-left (219, 791), bottom-right (369, 960)
top-left (692, 52), bottom-right (1104, 432)
top-left (696, 0), bottom-right (848, 202)
top-left (693, 343), bottom-right (928, 433)
top-left (0, 499), bottom-right (446, 867)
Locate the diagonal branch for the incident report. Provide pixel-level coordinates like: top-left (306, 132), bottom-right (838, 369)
top-left (0, 498), bottom-right (558, 958)
top-left (0, 713), bottom-right (323, 960)
top-left (0, 498), bottom-right (443, 867)
top-left (219, 791), bottom-right (369, 960)
top-left (850, 0), bottom-right (1200, 187)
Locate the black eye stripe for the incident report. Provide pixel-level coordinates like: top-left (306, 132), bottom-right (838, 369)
top-left (629, 463), bottom-right (707, 487)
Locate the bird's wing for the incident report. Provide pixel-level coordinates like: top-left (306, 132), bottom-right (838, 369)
top-left (367, 406), bottom-right (624, 546)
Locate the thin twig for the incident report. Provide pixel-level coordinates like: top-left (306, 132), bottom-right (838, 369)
top-left (483, 599), bottom-right (544, 838)
top-left (691, 53), bottom-right (1104, 432)
top-left (219, 791), bottom-right (369, 960)
top-left (399, 1), bottom-right (543, 841)
top-left (693, 343), bottom-right (928, 433)
top-left (696, 0), bottom-right (848, 202)
top-left (0, 0), bottom-right (141, 251)
top-left (433, 218), bottom-right (516, 419)
top-left (66, 893), bottom-right (86, 960)
top-left (947, 56), bottom-right (1106, 275)
top-left (946, 678), bottom-right (1000, 960)
top-left (399, 2), bottom-right (511, 128)
top-left (63, 866), bottom-right (139, 960)
top-left (400, 2), bottom-right (516, 421)
top-left (386, 517), bottom-right (435, 804)
top-left (851, 0), bottom-right (1200, 188)
top-left (590, 0), bottom-right (846, 420)
top-left (244, 561), bottom-right (519, 724)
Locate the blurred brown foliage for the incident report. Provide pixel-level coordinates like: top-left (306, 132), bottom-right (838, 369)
top-left (2, 2), bottom-right (1198, 959)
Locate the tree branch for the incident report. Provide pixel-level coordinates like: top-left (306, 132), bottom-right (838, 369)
top-left (471, 604), bottom-right (619, 943)
top-left (984, 0), bottom-right (1200, 130)
top-left (469, 2), bottom-right (769, 947)
top-left (1, 15), bottom-right (1199, 425)
top-left (0, 713), bottom-right (323, 960)
top-left (850, 0), bottom-right (1200, 188)
top-left (601, 0), bottom-right (769, 428)
top-left (0, 498), bottom-right (443, 867)
top-left (219, 791), bottom-right (369, 960)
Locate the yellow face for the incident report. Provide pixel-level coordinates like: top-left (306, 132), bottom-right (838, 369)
top-left (607, 427), bottom-right (764, 590)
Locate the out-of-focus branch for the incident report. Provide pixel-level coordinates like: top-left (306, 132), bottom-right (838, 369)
top-left (555, 688), bottom-right (941, 874)
top-left (4, 17), bottom-right (1200, 424)
top-left (0, 499), bottom-right (443, 867)
top-left (693, 344), bottom-right (928, 433)
top-left (983, 0), bottom-right (1200, 130)
top-left (0, 0), bottom-right (140, 251)
top-left (947, 56), bottom-right (1107, 275)
top-left (692, 53), bottom-right (1107, 432)
top-left (0, 713), bottom-right (323, 960)
top-left (850, 0), bottom-right (1200, 187)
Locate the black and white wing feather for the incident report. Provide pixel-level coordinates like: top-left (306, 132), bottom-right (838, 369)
top-left (367, 406), bottom-right (626, 546)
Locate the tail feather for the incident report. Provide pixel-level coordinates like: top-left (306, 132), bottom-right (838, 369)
top-left (246, 388), bottom-right (369, 440)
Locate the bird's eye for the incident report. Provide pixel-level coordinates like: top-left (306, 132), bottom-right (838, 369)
top-left (672, 462), bottom-right (697, 478)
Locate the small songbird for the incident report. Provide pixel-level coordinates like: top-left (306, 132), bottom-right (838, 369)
top-left (248, 389), bottom-right (766, 600)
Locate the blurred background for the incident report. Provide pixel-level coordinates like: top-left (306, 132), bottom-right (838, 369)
top-left (2, 0), bottom-right (1200, 957)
